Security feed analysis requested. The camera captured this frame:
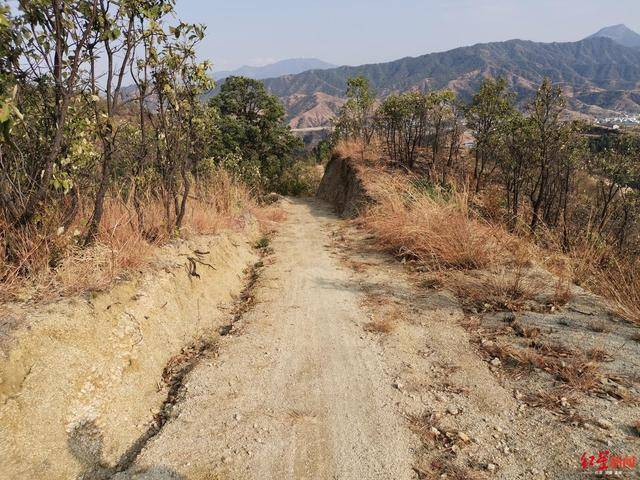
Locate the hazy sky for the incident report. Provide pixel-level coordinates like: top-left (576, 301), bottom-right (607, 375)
top-left (174, 0), bottom-right (640, 71)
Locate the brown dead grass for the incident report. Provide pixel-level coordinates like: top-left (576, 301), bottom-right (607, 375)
top-left (333, 139), bottom-right (380, 164)
top-left (546, 229), bottom-right (640, 326)
top-left (524, 390), bottom-right (590, 424)
top-left (408, 411), bottom-right (448, 447)
top-left (551, 276), bottom-right (573, 306)
top-left (482, 341), bottom-right (603, 393)
top-left (585, 347), bottom-right (613, 363)
top-left (340, 144), bottom-right (640, 327)
top-left (0, 169), bottom-right (267, 303)
top-left (409, 412), bottom-right (486, 480)
top-left (361, 173), bottom-right (509, 270)
top-left (447, 267), bottom-right (540, 313)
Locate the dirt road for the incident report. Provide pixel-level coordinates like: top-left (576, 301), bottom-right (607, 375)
top-left (115, 197), bottom-right (640, 480)
top-left (116, 198), bottom-right (417, 479)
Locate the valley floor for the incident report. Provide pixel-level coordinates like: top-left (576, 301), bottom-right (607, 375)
top-left (116, 198), bottom-right (639, 480)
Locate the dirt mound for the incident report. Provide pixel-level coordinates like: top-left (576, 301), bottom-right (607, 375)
top-left (316, 154), bottom-right (371, 218)
top-left (0, 229), bottom-right (259, 479)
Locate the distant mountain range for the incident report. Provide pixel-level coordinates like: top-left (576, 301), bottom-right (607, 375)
top-left (587, 24), bottom-right (640, 49)
top-left (252, 26), bottom-right (640, 129)
top-left (213, 58), bottom-right (336, 81)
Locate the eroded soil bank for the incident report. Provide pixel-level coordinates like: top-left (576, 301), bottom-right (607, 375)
top-left (0, 228), bottom-right (260, 479)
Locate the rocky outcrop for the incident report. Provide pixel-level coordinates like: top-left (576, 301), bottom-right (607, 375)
top-left (316, 154), bottom-right (371, 218)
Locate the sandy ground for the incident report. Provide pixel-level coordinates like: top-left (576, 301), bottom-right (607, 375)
top-left (116, 198), bottom-right (640, 480)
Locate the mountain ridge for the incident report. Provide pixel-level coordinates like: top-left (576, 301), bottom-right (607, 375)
top-left (586, 24), bottom-right (640, 48)
top-left (259, 36), bottom-right (640, 128)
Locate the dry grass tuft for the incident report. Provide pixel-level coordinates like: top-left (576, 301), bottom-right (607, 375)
top-left (585, 348), bottom-right (613, 363)
top-left (524, 390), bottom-right (590, 424)
top-left (446, 267), bottom-right (539, 313)
top-left (560, 239), bottom-right (640, 326)
top-left (252, 203), bottom-right (287, 233)
top-left (341, 150), bottom-right (640, 328)
top-left (408, 411), bottom-right (448, 447)
top-left (417, 275), bottom-right (444, 290)
top-left (511, 320), bottom-right (541, 339)
top-left (333, 139), bottom-right (381, 164)
top-left (482, 341), bottom-right (602, 393)
top-left (361, 173), bottom-right (507, 270)
top-left (551, 276), bottom-right (573, 306)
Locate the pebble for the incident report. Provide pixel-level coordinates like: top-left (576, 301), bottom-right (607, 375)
top-left (491, 357), bottom-right (502, 367)
top-left (447, 406), bottom-right (460, 415)
top-left (234, 413), bottom-right (242, 421)
top-left (486, 463), bottom-right (497, 472)
top-left (458, 432), bottom-right (470, 443)
top-left (596, 418), bottom-right (613, 430)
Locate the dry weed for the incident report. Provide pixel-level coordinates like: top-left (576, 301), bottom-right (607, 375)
top-left (585, 348), bottom-right (613, 363)
top-left (0, 170), bottom-right (256, 302)
top-left (482, 342), bottom-right (602, 393)
top-left (447, 268), bottom-right (539, 313)
top-left (551, 276), bottom-right (573, 306)
top-left (361, 173), bottom-right (507, 270)
top-left (333, 139), bottom-right (381, 164)
top-left (511, 320), bottom-right (541, 339)
top-left (417, 274), bottom-right (444, 290)
top-left (408, 412), bottom-right (448, 447)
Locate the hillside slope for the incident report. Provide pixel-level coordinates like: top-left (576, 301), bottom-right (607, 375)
top-left (262, 37), bottom-right (640, 127)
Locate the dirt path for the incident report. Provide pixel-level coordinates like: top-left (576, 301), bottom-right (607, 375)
top-left (116, 198), bottom-right (417, 480)
top-left (115, 197), bottom-right (640, 480)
